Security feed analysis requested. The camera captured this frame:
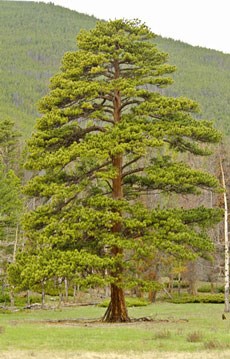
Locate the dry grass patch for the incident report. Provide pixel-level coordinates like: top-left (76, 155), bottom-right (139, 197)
top-left (154, 329), bottom-right (172, 339)
top-left (186, 331), bottom-right (204, 343)
top-left (203, 339), bottom-right (225, 350)
top-left (1, 352), bottom-right (230, 359)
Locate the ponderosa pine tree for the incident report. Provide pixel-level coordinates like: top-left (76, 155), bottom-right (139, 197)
top-left (14, 19), bottom-right (222, 322)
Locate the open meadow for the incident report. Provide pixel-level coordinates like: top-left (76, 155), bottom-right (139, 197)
top-left (0, 302), bottom-right (229, 358)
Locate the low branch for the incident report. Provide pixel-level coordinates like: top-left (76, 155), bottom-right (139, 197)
top-left (122, 167), bottom-right (145, 179)
top-left (122, 156), bottom-right (141, 170)
top-left (120, 99), bottom-right (142, 111)
top-left (80, 125), bottom-right (107, 135)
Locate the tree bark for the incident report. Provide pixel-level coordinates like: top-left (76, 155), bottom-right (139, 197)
top-left (102, 283), bottom-right (130, 322)
top-left (103, 58), bottom-right (130, 322)
top-left (107, 153), bottom-right (130, 321)
top-left (148, 290), bottom-right (157, 303)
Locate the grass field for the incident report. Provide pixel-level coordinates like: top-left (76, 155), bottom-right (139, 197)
top-left (0, 302), bottom-right (229, 358)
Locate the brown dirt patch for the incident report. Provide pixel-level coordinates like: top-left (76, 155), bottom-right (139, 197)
top-left (10, 317), bottom-right (189, 328)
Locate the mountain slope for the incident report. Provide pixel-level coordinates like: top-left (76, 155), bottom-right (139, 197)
top-left (155, 37), bottom-right (230, 134)
top-left (0, 1), bottom-right (230, 136)
top-left (0, 1), bottom-right (97, 135)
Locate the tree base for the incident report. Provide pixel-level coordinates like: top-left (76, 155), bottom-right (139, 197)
top-left (102, 284), bottom-right (130, 323)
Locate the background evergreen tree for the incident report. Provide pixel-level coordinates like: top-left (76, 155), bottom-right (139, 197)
top-left (0, 118), bottom-right (21, 170)
top-left (16, 19), bottom-right (222, 322)
top-left (0, 118), bottom-right (23, 291)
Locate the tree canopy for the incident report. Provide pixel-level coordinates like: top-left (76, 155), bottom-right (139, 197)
top-left (12, 19), bottom-right (222, 322)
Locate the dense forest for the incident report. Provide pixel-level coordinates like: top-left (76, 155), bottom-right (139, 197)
top-left (0, 1), bottom-right (230, 317)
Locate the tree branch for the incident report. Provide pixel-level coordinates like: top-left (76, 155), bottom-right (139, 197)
top-left (122, 167), bottom-right (145, 179)
top-left (122, 156), bottom-right (142, 170)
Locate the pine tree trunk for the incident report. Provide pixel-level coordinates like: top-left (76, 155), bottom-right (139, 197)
top-left (103, 61), bottom-right (130, 323)
top-left (102, 284), bottom-right (130, 322)
top-left (148, 290), bottom-right (157, 303)
top-left (187, 262), bottom-right (197, 296)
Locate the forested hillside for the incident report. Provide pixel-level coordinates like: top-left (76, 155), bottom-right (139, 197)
top-left (0, 1), bottom-right (97, 135)
top-left (155, 37), bottom-right (230, 135)
top-left (0, 1), bottom-right (230, 137)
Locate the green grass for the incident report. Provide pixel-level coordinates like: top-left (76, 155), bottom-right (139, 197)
top-left (0, 302), bottom-right (229, 354)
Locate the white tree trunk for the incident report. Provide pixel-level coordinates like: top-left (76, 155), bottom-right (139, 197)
top-left (219, 156), bottom-right (229, 312)
top-left (13, 224), bottom-right (19, 262)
